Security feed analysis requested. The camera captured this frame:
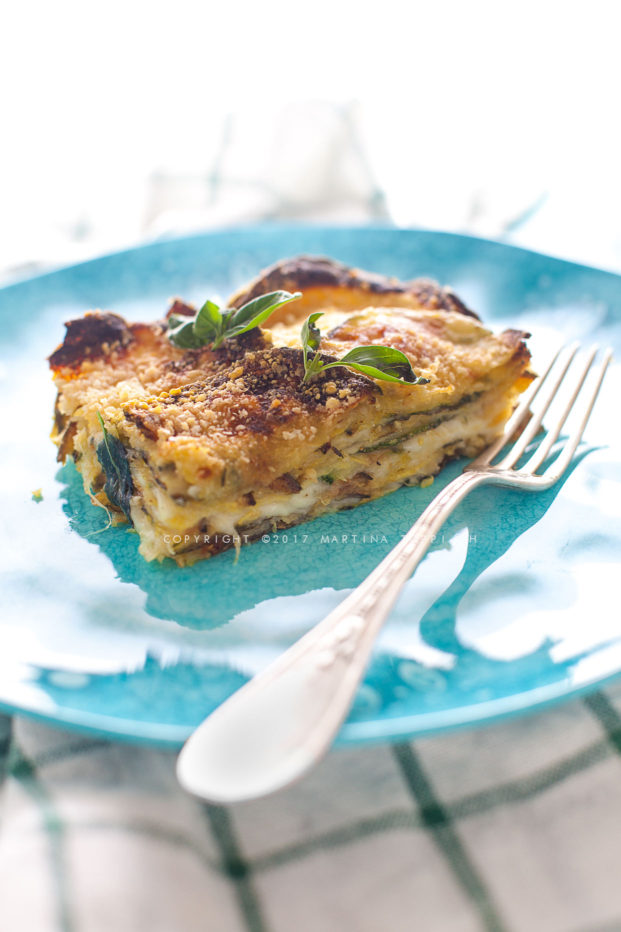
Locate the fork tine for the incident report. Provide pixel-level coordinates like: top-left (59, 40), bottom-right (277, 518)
top-left (495, 342), bottom-right (580, 469)
top-left (471, 342), bottom-right (565, 468)
top-left (521, 345), bottom-right (599, 474)
top-left (540, 347), bottom-right (613, 484)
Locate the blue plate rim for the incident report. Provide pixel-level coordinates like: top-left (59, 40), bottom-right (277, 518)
top-left (2, 223), bottom-right (620, 748)
top-left (3, 222), bottom-right (621, 296)
top-left (2, 665), bottom-right (621, 750)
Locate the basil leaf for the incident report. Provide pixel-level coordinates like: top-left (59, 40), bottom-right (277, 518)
top-left (194, 299), bottom-right (223, 343)
top-left (167, 314), bottom-right (190, 329)
top-left (301, 312), bottom-right (323, 356)
top-left (226, 290), bottom-right (301, 338)
top-left (168, 290), bottom-right (301, 349)
top-left (323, 345), bottom-right (430, 385)
top-left (299, 312), bottom-right (431, 388)
top-left (167, 315), bottom-right (207, 349)
top-left (300, 312), bottom-right (326, 382)
top-left (96, 413), bottom-right (134, 521)
top-left (302, 353), bottom-right (326, 383)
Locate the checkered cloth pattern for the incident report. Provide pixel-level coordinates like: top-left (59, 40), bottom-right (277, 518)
top-left (2, 102), bottom-right (621, 932)
top-left (3, 685), bottom-right (621, 932)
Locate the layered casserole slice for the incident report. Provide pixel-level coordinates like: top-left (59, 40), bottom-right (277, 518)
top-left (49, 256), bottom-right (532, 564)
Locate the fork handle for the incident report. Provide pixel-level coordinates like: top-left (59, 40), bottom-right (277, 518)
top-left (177, 471), bottom-right (486, 803)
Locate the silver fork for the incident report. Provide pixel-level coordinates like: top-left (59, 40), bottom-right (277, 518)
top-left (177, 343), bottom-right (613, 803)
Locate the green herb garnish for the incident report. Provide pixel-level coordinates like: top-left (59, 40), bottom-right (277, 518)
top-left (300, 313), bottom-right (430, 387)
top-left (96, 412), bottom-right (134, 521)
top-left (357, 418), bottom-right (446, 454)
top-left (300, 312), bottom-right (325, 382)
top-left (167, 290), bottom-right (302, 349)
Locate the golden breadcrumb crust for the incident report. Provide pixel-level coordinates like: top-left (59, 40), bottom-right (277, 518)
top-left (48, 256), bottom-right (532, 562)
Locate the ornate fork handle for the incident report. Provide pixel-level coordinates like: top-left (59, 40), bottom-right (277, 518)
top-left (177, 470), bottom-right (487, 803)
top-left (177, 344), bottom-right (611, 803)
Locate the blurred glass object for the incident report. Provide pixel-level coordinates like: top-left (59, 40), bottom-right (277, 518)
top-left (1, 1), bottom-right (621, 279)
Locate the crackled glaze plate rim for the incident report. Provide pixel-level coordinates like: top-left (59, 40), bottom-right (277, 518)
top-left (1, 224), bottom-right (619, 747)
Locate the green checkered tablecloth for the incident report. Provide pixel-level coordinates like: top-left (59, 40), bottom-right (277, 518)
top-left (3, 686), bottom-right (621, 932)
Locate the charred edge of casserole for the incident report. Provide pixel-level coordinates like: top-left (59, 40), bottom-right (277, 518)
top-left (501, 329), bottom-right (533, 375)
top-left (227, 255), bottom-right (478, 319)
top-left (165, 299), bottom-right (198, 320)
top-left (122, 345), bottom-right (378, 443)
top-left (48, 312), bottom-right (135, 369)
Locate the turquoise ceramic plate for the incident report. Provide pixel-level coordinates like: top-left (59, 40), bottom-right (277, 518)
top-left (1, 226), bottom-right (620, 747)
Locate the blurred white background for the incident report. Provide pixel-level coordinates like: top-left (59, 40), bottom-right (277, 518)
top-left (2, 0), bottom-right (621, 278)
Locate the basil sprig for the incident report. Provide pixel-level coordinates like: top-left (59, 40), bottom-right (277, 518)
top-left (300, 313), bottom-right (430, 386)
top-left (300, 312), bottom-right (325, 382)
top-left (167, 290), bottom-right (301, 349)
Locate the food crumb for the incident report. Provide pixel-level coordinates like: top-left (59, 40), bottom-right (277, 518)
top-left (32, 488), bottom-right (43, 503)
top-left (420, 476), bottom-right (434, 488)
